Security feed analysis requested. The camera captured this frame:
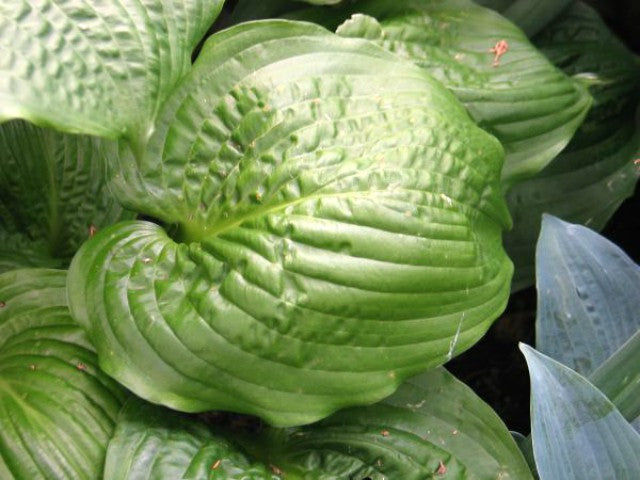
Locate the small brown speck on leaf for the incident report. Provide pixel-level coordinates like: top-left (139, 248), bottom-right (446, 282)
top-left (29, 364), bottom-right (36, 371)
top-left (89, 224), bottom-right (97, 237)
top-left (452, 429), bottom-right (459, 435)
top-left (489, 40), bottom-right (508, 67)
top-left (211, 459), bottom-right (221, 470)
top-left (77, 363), bottom-right (87, 371)
top-left (436, 460), bottom-right (447, 475)
top-left (381, 430), bottom-right (390, 437)
top-left (0, 301), bottom-right (5, 308)
top-left (634, 158), bottom-right (640, 165)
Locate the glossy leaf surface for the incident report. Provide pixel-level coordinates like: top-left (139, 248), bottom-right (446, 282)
top-left (0, 269), bottom-right (127, 479)
top-left (105, 368), bottom-right (533, 479)
top-left (289, 0), bottom-right (592, 184)
top-left (521, 345), bottom-right (640, 480)
top-left (0, 0), bottom-right (223, 144)
top-left (505, 2), bottom-right (640, 290)
top-left (0, 120), bottom-right (131, 272)
top-left (69, 21), bottom-right (513, 426)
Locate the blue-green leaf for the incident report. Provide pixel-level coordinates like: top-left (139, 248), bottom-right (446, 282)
top-left (521, 344), bottom-right (640, 480)
top-left (535, 215), bottom-right (640, 376)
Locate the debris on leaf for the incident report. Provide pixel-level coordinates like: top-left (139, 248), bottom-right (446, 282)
top-left (489, 40), bottom-right (509, 67)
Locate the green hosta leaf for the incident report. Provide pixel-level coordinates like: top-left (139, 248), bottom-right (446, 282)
top-left (0, 120), bottom-right (131, 272)
top-left (0, 0), bottom-right (223, 145)
top-left (521, 344), bottom-right (640, 480)
top-left (0, 269), bottom-right (127, 480)
top-left (505, 2), bottom-right (640, 290)
top-left (289, 0), bottom-right (592, 185)
top-left (69, 20), bottom-right (513, 426)
top-left (476, 0), bottom-right (572, 36)
top-left (591, 331), bottom-right (640, 425)
top-left (535, 215), bottom-right (640, 376)
top-left (105, 369), bottom-right (533, 479)
top-left (105, 399), bottom-right (278, 480)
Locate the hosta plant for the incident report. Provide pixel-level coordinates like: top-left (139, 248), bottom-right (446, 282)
top-left (0, 0), bottom-right (639, 478)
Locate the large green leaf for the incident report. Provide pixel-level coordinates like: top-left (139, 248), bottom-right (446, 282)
top-left (505, 2), bottom-right (640, 290)
top-left (69, 20), bottom-right (513, 426)
top-left (535, 215), bottom-right (640, 376)
top-left (105, 368), bottom-right (533, 479)
top-left (288, 0), bottom-right (592, 185)
top-left (521, 344), bottom-right (640, 480)
top-left (0, 269), bottom-right (127, 479)
top-left (0, 0), bottom-right (223, 145)
top-left (0, 120), bottom-right (132, 272)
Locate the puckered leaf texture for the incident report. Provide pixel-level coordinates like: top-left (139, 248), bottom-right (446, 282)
top-left (287, 0), bottom-right (592, 185)
top-left (0, 0), bottom-right (223, 145)
top-left (0, 121), bottom-right (131, 272)
top-left (69, 20), bottom-right (513, 426)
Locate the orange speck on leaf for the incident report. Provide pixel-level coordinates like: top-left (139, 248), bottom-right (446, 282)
top-left (89, 224), bottom-right (97, 237)
top-left (489, 40), bottom-right (509, 67)
top-left (211, 459), bottom-right (221, 470)
top-left (381, 429), bottom-right (390, 437)
top-left (436, 460), bottom-right (447, 475)
top-left (77, 363), bottom-right (87, 371)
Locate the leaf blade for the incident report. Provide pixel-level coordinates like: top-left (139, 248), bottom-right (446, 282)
top-left (521, 344), bottom-right (640, 480)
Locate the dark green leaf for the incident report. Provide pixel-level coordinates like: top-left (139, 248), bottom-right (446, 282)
top-left (521, 344), bottom-right (640, 480)
top-left (476, 0), bottom-right (572, 36)
top-left (0, 0), bottom-right (224, 145)
top-left (289, 0), bottom-right (592, 185)
top-left (105, 368), bottom-right (533, 479)
top-left (69, 20), bottom-right (513, 426)
top-left (505, 2), bottom-right (640, 290)
top-left (0, 269), bottom-right (127, 479)
top-left (0, 120), bottom-right (131, 272)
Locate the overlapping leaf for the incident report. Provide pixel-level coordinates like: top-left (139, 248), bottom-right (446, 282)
top-left (69, 20), bottom-right (513, 426)
top-left (0, 269), bottom-right (127, 479)
top-left (521, 345), bottom-right (640, 480)
top-left (0, 121), bottom-right (131, 272)
top-left (287, 0), bottom-right (592, 185)
top-left (476, 0), bottom-right (572, 36)
top-left (0, 0), bottom-right (223, 144)
top-left (105, 368), bottom-right (533, 479)
top-left (505, 2), bottom-right (640, 290)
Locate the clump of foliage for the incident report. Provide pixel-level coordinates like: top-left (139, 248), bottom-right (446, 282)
top-left (0, 1), bottom-right (638, 479)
